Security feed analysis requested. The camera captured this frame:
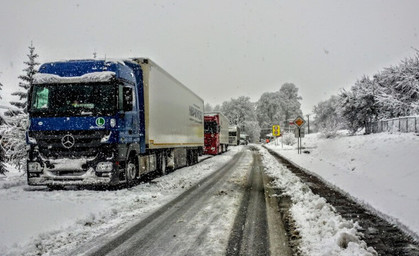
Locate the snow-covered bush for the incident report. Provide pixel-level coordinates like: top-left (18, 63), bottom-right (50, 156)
top-left (0, 113), bottom-right (28, 171)
top-left (282, 132), bottom-right (296, 146)
top-left (336, 53), bottom-right (419, 134)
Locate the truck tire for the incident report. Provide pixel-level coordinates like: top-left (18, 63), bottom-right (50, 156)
top-left (194, 149), bottom-right (199, 164)
top-left (186, 150), bottom-right (193, 166)
top-left (125, 157), bottom-right (138, 187)
top-left (158, 152), bottom-right (167, 176)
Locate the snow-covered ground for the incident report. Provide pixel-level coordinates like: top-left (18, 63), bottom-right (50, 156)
top-left (1, 133), bottom-right (416, 256)
top-left (260, 146), bottom-right (377, 255)
top-left (0, 148), bottom-right (241, 256)
top-left (266, 131), bottom-right (419, 242)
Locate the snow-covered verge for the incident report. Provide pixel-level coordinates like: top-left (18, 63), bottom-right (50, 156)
top-left (0, 147), bottom-right (242, 256)
top-left (266, 132), bottom-right (419, 241)
top-left (259, 146), bottom-right (377, 256)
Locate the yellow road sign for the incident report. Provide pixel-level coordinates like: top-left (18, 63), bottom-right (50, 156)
top-left (272, 125), bottom-right (281, 136)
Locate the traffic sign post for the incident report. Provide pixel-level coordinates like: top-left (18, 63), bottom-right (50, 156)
top-left (293, 116), bottom-right (306, 154)
top-left (272, 125), bottom-right (281, 136)
top-left (272, 125), bottom-right (280, 145)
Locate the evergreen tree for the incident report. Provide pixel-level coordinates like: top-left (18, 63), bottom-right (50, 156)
top-left (8, 41), bottom-right (39, 115)
top-left (0, 134), bottom-right (7, 175)
top-left (0, 79), bottom-right (3, 100)
top-left (0, 79), bottom-right (6, 174)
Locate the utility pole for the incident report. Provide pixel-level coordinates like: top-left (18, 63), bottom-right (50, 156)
top-left (306, 114), bottom-right (310, 134)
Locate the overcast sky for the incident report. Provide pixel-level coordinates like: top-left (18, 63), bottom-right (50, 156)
top-left (1, 0), bottom-right (419, 114)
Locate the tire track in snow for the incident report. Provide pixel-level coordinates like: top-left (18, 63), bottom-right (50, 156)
top-left (78, 149), bottom-right (249, 256)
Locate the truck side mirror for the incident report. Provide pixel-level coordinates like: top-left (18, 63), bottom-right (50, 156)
top-left (123, 87), bottom-right (133, 112)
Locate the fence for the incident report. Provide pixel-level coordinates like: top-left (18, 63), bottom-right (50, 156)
top-left (369, 116), bottom-right (418, 134)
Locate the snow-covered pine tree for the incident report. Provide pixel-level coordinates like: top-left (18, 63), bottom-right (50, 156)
top-left (7, 41), bottom-right (39, 115)
top-left (0, 145), bottom-right (7, 175)
top-left (0, 79), bottom-right (6, 174)
top-left (0, 78), bottom-right (3, 100)
top-left (1, 42), bottom-right (40, 171)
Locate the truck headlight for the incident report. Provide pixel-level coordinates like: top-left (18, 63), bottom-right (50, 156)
top-left (96, 162), bottom-right (113, 172)
top-left (28, 162), bottom-right (42, 173)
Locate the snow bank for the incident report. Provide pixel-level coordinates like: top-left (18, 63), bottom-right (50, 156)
top-left (266, 132), bottom-right (419, 240)
top-left (260, 146), bottom-right (377, 255)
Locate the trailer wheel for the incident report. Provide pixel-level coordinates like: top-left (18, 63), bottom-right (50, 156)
top-left (125, 157), bottom-right (137, 187)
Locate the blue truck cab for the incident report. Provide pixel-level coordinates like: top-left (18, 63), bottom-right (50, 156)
top-left (27, 59), bottom-right (146, 186)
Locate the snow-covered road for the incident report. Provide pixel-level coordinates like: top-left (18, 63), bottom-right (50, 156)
top-left (0, 147), bottom-right (243, 256)
top-left (74, 148), bottom-right (252, 256)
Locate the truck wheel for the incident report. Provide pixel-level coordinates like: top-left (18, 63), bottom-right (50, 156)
top-left (186, 150), bottom-right (193, 166)
top-left (158, 153), bottom-right (167, 176)
top-left (126, 157), bottom-right (137, 187)
top-left (194, 149), bottom-right (199, 164)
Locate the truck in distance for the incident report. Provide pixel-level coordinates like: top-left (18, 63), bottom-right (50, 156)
top-left (204, 112), bottom-right (229, 155)
top-left (26, 58), bottom-right (204, 188)
top-left (228, 126), bottom-right (240, 146)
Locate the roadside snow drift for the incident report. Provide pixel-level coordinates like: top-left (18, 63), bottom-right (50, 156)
top-left (266, 132), bottom-right (419, 241)
top-left (260, 146), bottom-right (377, 255)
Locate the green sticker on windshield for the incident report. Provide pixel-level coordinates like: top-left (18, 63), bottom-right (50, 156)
top-left (96, 117), bottom-right (105, 127)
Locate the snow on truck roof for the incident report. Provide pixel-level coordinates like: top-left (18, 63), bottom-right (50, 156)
top-left (33, 71), bottom-right (116, 84)
top-left (35, 59), bottom-right (135, 84)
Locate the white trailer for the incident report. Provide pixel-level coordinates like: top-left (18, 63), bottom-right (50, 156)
top-left (133, 58), bottom-right (204, 171)
top-left (134, 58), bottom-right (204, 149)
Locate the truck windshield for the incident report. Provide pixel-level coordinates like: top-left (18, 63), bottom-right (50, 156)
top-left (29, 83), bottom-right (117, 117)
top-left (204, 121), bottom-right (218, 134)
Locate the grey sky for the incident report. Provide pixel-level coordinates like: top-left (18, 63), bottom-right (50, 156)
top-left (1, 0), bottom-right (419, 114)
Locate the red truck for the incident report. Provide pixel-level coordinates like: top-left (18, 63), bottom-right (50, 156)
top-left (204, 112), bottom-right (229, 155)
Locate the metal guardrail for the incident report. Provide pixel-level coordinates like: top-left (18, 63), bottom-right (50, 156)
top-left (369, 116), bottom-right (418, 134)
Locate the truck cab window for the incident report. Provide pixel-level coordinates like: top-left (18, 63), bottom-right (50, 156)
top-left (30, 83), bottom-right (117, 117)
top-left (204, 121), bottom-right (218, 134)
top-left (32, 87), bottom-right (49, 109)
top-left (122, 86), bottom-right (134, 112)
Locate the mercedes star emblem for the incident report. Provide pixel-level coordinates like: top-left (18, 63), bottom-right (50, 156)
top-left (61, 134), bottom-right (75, 149)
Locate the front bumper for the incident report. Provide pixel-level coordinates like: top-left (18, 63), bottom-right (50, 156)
top-left (27, 153), bottom-right (122, 186)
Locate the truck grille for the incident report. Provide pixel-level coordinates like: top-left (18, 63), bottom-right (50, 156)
top-left (29, 130), bottom-right (107, 158)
